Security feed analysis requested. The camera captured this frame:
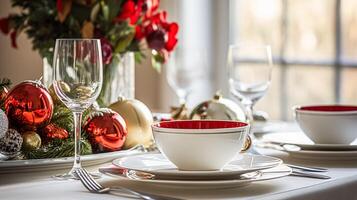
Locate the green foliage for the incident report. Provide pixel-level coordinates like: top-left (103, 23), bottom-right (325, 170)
top-left (51, 105), bottom-right (74, 134)
top-left (0, 78), bottom-right (11, 88)
top-left (23, 138), bottom-right (92, 159)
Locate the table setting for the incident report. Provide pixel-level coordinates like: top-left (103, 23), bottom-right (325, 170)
top-left (1, 1), bottom-right (357, 200)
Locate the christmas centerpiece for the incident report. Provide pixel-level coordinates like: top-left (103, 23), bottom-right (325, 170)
top-left (0, 79), bottom-right (130, 159)
top-left (0, 0), bottom-right (179, 161)
top-left (0, 0), bottom-right (179, 106)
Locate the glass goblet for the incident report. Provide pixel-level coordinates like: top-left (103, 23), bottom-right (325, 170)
top-left (53, 39), bottom-right (103, 179)
top-left (228, 44), bottom-right (273, 125)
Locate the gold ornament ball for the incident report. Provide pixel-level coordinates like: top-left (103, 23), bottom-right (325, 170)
top-left (48, 82), bottom-right (70, 104)
top-left (22, 131), bottom-right (41, 150)
top-left (109, 97), bottom-right (153, 149)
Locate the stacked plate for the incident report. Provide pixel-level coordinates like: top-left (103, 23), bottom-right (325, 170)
top-left (99, 153), bottom-right (292, 189)
top-left (260, 131), bottom-right (357, 161)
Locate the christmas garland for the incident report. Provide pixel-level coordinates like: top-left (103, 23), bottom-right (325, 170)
top-left (0, 79), bottom-right (128, 160)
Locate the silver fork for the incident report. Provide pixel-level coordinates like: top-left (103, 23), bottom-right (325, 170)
top-left (75, 168), bottom-right (184, 200)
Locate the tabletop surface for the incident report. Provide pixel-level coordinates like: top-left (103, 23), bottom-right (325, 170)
top-left (1, 122), bottom-right (357, 200)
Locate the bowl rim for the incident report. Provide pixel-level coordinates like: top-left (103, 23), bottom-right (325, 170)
top-left (294, 104), bottom-right (357, 115)
top-left (151, 120), bottom-right (249, 134)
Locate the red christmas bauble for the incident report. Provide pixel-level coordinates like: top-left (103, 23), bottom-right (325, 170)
top-left (83, 109), bottom-right (127, 152)
top-left (5, 81), bottom-right (53, 130)
top-left (42, 123), bottom-right (69, 141)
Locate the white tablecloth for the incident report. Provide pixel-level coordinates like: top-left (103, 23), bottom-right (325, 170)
top-left (1, 147), bottom-right (357, 200)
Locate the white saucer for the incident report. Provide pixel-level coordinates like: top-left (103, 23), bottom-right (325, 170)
top-left (286, 149), bottom-right (357, 161)
top-left (261, 131), bottom-right (357, 151)
top-left (100, 164), bottom-right (292, 189)
top-left (112, 153), bottom-right (282, 180)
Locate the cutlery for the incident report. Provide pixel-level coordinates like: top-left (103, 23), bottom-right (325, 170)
top-left (286, 164), bottom-right (328, 172)
top-left (75, 168), bottom-right (184, 200)
top-left (291, 170), bottom-right (331, 179)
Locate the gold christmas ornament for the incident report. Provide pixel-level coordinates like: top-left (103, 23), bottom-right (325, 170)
top-left (190, 92), bottom-right (246, 122)
top-left (109, 97), bottom-right (153, 149)
top-left (170, 103), bottom-right (189, 120)
top-left (22, 131), bottom-right (41, 151)
top-left (48, 82), bottom-right (70, 104)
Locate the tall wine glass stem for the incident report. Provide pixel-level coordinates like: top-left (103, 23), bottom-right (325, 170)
top-left (72, 111), bottom-right (82, 170)
top-left (177, 90), bottom-right (188, 105)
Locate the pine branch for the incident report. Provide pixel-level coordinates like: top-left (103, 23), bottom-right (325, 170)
top-left (0, 78), bottom-right (11, 88)
top-left (23, 138), bottom-right (92, 159)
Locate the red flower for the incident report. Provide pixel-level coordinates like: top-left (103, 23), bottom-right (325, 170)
top-left (57, 0), bottom-right (63, 13)
top-left (0, 17), bottom-right (9, 34)
top-left (135, 25), bottom-right (145, 40)
top-left (144, 12), bottom-right (178, 52)
top-left (116, 0), bottom-right (142, 25)
top-left (10, 30), bottom-right (17, 48)
top-left (100, 38), bottom-right (113, 65)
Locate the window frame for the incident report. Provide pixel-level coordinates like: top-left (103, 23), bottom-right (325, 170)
top-left (231, 0), bottom-right (357, 120)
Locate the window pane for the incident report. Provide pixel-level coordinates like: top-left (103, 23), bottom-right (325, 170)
top-left (255, 65), bottom-right (281, 120)
top-left (341, 68), bottom-right (357, 103)
top-left (342, 0), bottom-right (357, 61)
top-left (286, 0), bottom-right (334, 60)
top-left (232, 0), bottom-right (282, 55)
top-left (286, 66), bottom-right (334, 120)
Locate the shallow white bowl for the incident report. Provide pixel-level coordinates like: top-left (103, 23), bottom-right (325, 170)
top-left (294, 105), bottom-right (357, 144)
top-left (152, 120), bottom-right (250, 171)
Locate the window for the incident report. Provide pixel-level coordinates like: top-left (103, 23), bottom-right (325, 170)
top-left (230, 0), bottom-right (357, 120)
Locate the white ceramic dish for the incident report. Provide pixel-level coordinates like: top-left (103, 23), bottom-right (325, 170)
top-left (261, 131), bottom-right (357, 151)
top-left (112, 153), bottom-right (282, 180)
top-left (0, 148), bottom-right (141, 174)
top-left (100, 164), bottom-right (292, 189)
top-left (152, 120), bottom-right (250, 171)
top-left (285, 149), bottom-right (357, 161)
top-left (294, 105), bottom-right (357, 144)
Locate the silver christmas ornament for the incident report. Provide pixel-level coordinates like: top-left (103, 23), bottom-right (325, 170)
top-left (0, 129), bottom-right (23, 157)
top-left (190, 92), bottom-right (246, 121)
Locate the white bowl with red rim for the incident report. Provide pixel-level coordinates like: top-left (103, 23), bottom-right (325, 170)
top-left (152, 120), bottom-right (250, 171)
top-left (294, 105), bottom-right (357, 144)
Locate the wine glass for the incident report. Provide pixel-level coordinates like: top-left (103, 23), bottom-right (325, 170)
top-left (53, 39), bottom-right (103, 179)
top-left (228, 44), bottom-right (273, 125)
top-left (166, 47), bottom-right (205, 105)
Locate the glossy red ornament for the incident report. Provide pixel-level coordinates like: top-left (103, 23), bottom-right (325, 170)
top-left (5, 81), bottom-right (53, 130)
top-left (42, 123), bottom-right (69, 141)
top-left (83, 110), bottom-right (127, 152)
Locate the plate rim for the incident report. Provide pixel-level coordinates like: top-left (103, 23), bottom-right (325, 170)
top-left (0, 149), bottom-right (141, 168)
top-left (100, 164), bottom-right (292, 186)
top-left (112, 153), bottom-right (283, 177)
top-left (261, 131), bottom-right (357, 150)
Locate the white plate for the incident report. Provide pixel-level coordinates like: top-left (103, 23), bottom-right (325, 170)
top-left (100, 164), bottom-right (292, 189)
top-left (261, 131), bottom-right (357, 151)
top-left (0, 149), bottom-right (141, 174)
top-left (287, 149), bottom-right (357, 161)
top-left (112, 153), bottom-right (282, 180)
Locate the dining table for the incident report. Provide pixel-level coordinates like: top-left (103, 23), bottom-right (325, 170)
top-left (1, 121), bottom-right (357, 200)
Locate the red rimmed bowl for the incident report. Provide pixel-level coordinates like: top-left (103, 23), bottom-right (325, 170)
top-left (152, 120), bottom-right (250, 171)
top-left (294, 105), bottom-right (357, 144)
